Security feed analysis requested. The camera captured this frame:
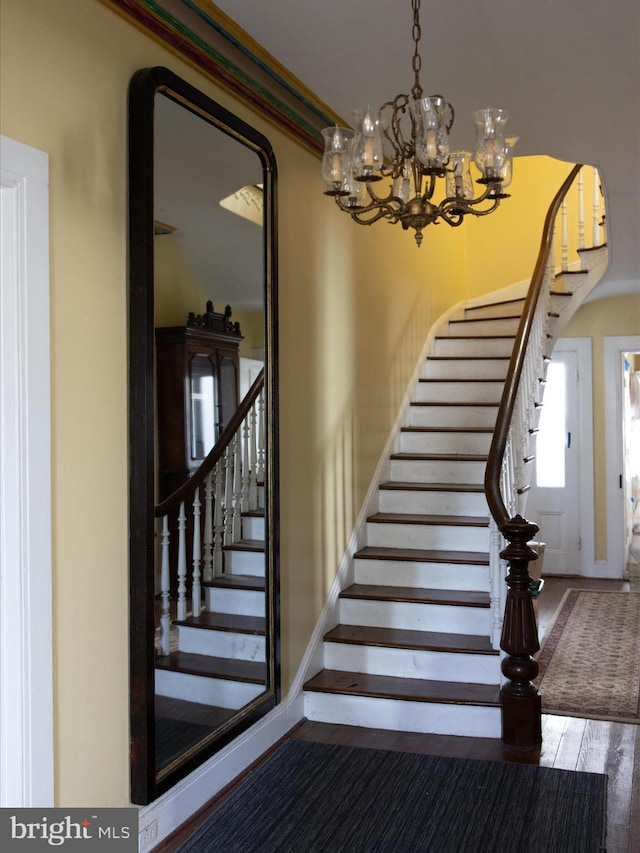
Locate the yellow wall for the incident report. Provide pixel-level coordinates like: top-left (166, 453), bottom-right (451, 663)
top-left (560, 293), bottom-right (640, 560)
top-left (1, 0), bottom-right (471, 806)
top-left (463, 156), bottom-right (576, 299)
top-left (154, 234), bottom-right (208, 326)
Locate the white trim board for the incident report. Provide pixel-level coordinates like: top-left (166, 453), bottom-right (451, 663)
top-left (0, 135), bottom-right (53, 806)
top-left (604, 335), bottom-right (640, 577)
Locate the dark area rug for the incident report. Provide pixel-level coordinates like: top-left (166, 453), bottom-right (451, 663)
top-left (175, 739), bottom-right (607, 853)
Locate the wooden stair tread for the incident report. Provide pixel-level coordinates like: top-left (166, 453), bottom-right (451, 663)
top-left (435, 335), bottom-right (515, 341)
top-left (242, 509), bottom-right (264, 518)
top-left (419, 377), bottom-right (504, 383)
top-left (390, 452), bottom-right (487, 462)
top-left (410, 401), bottom-right (499, 408)
top-left (174, 611), bottom-right (266, 634)
top-left (354, 545), bottom-right (489, 565)
top-left (324, 624), bottom-right (498, 655)
top-left (340, 583), bottom-right (490, 608)
top-left (400, 426), bottom-right (493, 434)
top-left (204, 575), bottom-right (265, 591)
top-left (549, 290), bottom-right (574, 297)
top-left (450, 315), bottom-right (520, 323)
top-left (379, 481), bottom-right (485, 493)
top-left (303, 670), bottom-right (500, 707)
top-left (368, 512), bottom-right (488, 527)
top-left (465, 297), bottom-right (524, 311)
top-left (156, 651), bottom-right (266, 683)
top-left (427, 355), bottom-right (510, 361)
top-left (222, 539), bottom-right (264, 553)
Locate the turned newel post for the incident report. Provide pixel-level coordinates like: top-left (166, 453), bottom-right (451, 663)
top-left (500, 514), bottom-right (542, 748)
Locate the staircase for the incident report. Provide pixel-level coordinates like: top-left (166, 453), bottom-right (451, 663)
top-left (303, 217), bottom-right (609, 740)
top-left (303, 302), bottom-right (517, 737)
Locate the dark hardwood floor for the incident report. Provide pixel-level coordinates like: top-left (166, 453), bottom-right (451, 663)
top-left (155, 576), bottom-right (640, 853)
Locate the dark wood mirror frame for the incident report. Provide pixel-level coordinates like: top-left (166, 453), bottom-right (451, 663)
top-left (128, 66), bottom-right (279, 805)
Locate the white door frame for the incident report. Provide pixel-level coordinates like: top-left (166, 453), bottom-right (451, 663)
top-left (0, 135), bottom-right (53, 806)
top-left (604, 335), bottom-right (640, 577)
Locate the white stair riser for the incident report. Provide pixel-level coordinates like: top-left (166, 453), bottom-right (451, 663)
top-left (407, 405), bottom-right (498, 429)
top-left (448, 317), bottom-right (520, 337)
top-left (303, 692), bottom-right (501, 738)
top-left (433, 337), bottom-right (514, 357)
top-left (204, 587), bottom-right (264, 617)
top-left (464, 300), bottom-right (525, 319)
top-left (354, 557), bottom-right (490, 592)
top-left (389, 459), bottom-right (486, 484)
top-left (323, 642), bottom-right (499, 684)
top-left (367, 521), bottom-right (489, 551)
top-left (156, 669), bottom-right (263, 709)
top-left (339, 598), bottom-right (491, 634)
top-left (224, 549), bottom-right (265, 576)
top-left (422, 359), bottom-right (509, 380)
top-left (415, 381), bottom-right (503, 403)
top-left (242, 515), bottom-right (264, 539)
top-left (397, 431), bottom-right (492, 455)
top-left (378, 488), bottom-right (489, 517)
top-left (177, 625), bottom-right (265, 660)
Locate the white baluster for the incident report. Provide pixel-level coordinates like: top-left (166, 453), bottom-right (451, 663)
top-left (203, 471), bottom-right (214, 583)
top-left (577, 169), bottom-right (585, 250)
top-left (561, 198), bottom-right (568, 272)
top-left (177, 501), bottom-right (187, 621)
top-left (257, 391), bottom-right (266, 508)
top-left (213, 461), bottom-right (224, 577)
top-left (242, 412), bottom-right (251, 512)
top-left (191, 487), bottom-right (201, 618)
top-left (489, 518), bottom-right (504, 650)
top-left (160, 514), bottom-right (171, 657)
top-left (232, 434), bottom-right (243, 542)
top-left (249, 401), bottom-right (258, 511)
top-left (224, 445), bottom-right (234, 546)
top-left (592, 167), bottom-right (600, 246)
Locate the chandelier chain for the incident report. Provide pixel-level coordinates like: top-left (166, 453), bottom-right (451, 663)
top-left (411, 0), bottom-right (423, 100)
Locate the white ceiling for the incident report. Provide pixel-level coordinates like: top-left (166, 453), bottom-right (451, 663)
top-left (213, 0), bottom-right (640, 296)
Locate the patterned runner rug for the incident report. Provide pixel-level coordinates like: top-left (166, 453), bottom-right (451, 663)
top-left (536, 589), bottom-right (640, 723)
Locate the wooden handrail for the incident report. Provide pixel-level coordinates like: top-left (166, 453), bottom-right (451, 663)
top-left (484, 164), bottom-right (582, 526)
top-left (155, 369), bottom-right (264, 517)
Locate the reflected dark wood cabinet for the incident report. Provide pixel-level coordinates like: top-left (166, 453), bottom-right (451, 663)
top-left (155, 302), bottom-right (242, 500)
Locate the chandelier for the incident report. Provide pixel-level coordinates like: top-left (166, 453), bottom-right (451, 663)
top-left (321, 0), bottom-right (517, 247)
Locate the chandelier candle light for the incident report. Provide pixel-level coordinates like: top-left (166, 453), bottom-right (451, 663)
top-left (321, 0), bottom-right (518, 247)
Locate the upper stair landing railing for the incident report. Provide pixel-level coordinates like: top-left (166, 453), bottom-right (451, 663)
top-left (154, 370), bottom-right (265, 657)
top-left (484, 164), bottom-right (607, 748)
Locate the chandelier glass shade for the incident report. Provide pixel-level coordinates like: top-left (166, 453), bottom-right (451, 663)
top-left (321, 0), bottom-right (517, 247)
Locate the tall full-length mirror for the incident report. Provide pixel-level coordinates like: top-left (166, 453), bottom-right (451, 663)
top-left (128, 67), bottom-right (279, 804)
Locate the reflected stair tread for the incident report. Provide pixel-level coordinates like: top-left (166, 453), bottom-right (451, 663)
top-left (223, 538), bottom-right (265, 553)
top-left (368, 512), bottom-right (489, 527)
top-left (390, 452), bottom-right (488, 461)
top-left (549, 290), bottom-right (574, 297)
top-left (340, 583), bottom-right (490, 608)
top-left (174, 611), bottom-right (266, 635)
top-left (435, 335), bottom-right (515, 341)
top-left (204, 575), bottom-right (265, 591)
top-left (303, 670), bottom-right (500, 707)
top-left (155, 694), bottom-right (235, 727)
top-left (156, 651), bottom-right (266, 683)
top-left (324, 624), bottom-right (498, 655)
top-left (400, 426), bottom-right (493, 434)
top-left (242, 509), bottom-right (265, 518)
top-left (379, 481), bottom-right (485, 493)
top-left (354, 545), bottom-right (489, 565)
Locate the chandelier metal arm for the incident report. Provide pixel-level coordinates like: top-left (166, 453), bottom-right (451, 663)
top-left (320, 0), bottom-right (515, 246)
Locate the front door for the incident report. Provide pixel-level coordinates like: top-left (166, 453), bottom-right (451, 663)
top-left (526, 348), bottom-right (581, 573)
